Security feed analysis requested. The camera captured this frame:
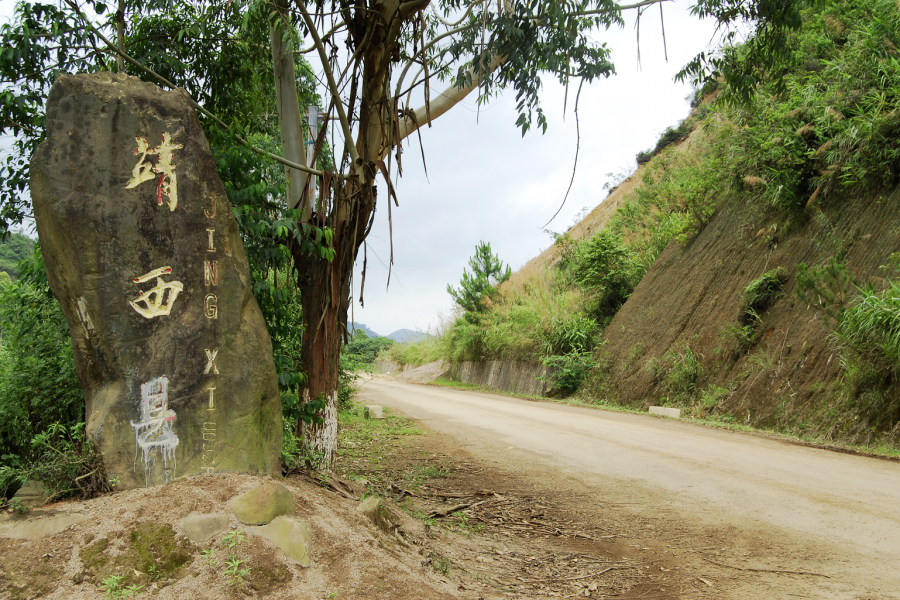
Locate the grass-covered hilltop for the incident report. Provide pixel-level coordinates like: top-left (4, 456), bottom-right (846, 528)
top-left (383, 0), bottom-right (900, 453)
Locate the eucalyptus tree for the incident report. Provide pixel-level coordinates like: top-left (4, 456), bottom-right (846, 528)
top-left (2, 0), bottom-right (810, 467)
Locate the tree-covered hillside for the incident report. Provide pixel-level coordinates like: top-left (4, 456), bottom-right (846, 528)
top-left (386, 0), bottom-right (900, 450)
top-left (0, 232), bottom-right (33, 277)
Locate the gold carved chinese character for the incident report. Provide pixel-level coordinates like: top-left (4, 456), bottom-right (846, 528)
top-left (129, 266), bottom-right (184, 319)
top-left (125, 133), bottom-right (183, 211)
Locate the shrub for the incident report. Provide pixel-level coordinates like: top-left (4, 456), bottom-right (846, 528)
top-left (383, 332), bottom-right (444, 366)
top-left (343, 330), bottom-right (394, 364)
top-left (635, 121), bottom-right (692, 165)
top-left (613, 134), bottom-right (724, 268)
top-left (721, 320), bottom-right (759, 354)
top-left (699, 384), bottom-right (731, 411)
top-left (714, 0), bottom-right (900, 215)
top-left (543, 314), bottom-right (599, 355)
top-left (566, 231), bottom-right (639, 323)
top-left (796, 254), bottom-right (857, 323)
top-left (835, 279), bottom-right (900, 372)
top-left (0, 231), bottom-right (34, 277)
top-left (740, 268), bottom-right (787, 324)
top-left (540, 352), bottom-right (593, 396)
top-left (0, 422), bottom-right (107, 502)
top-left (647, 346), bottom-right (704, 400)
top-left (0, 254), bottom-right (84, 473)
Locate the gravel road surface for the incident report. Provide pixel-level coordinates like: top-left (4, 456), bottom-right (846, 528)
top-left (361, 377), bottom-right (900, 599)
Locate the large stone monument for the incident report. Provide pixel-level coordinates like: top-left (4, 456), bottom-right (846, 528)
top-left (30, 72), bottom-right (282, 489)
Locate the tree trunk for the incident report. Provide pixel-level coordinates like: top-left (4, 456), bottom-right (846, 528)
top-left (296, 247), bottom-right (342, 464)
top-left (270, 0), bottom-right (311, 216)
top-left (288, 0), bottom-right (432, 468)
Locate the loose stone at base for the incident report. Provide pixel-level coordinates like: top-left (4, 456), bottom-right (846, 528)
top-left (246, 516), bottom-right (312, 567)
top-left (179, 511), bottom-right (229, 542)
top-left (229, 481), bottom-right (296, 525)
top-left (357, 495), bottom-right (399, 534)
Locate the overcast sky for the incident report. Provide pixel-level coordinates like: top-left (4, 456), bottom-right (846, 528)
top-left (0, 0), bottom-right (722, 336)
top-left (351, 2), bottom-right (721, 336)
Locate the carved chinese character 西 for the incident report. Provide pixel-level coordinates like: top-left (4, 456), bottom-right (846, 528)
top-left (129, 266), bottom-right (184, 319)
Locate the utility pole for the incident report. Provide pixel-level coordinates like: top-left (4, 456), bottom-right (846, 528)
top-left (305, 105), bottom-right (323, 208)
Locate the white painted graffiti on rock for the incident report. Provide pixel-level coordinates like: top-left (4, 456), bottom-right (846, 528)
top-left (131, 375), bottom-right (179, 485)
top-left (129, 266), bottom-right (184, 319)
top-left (125, 132), bottom-right (183, 211)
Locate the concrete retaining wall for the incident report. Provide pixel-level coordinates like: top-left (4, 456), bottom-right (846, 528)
top-left (449, 360), bottom-right (549, 397)
top-left (373, 360), bottom-right (414, 374)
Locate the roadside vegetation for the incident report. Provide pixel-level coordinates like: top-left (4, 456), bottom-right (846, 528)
top-left (382, 0), bottom-right (900, 452)
top-left (0, 245), bottom-right (109, 502)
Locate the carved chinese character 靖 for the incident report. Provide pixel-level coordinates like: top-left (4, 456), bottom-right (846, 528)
top-left (129, 266), bottom-right (184, 319)
top-left (125, 133), bottom-right (183, 211)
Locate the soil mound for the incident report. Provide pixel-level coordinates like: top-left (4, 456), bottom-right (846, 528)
top-left (0, 474), bottom-right (460, 599)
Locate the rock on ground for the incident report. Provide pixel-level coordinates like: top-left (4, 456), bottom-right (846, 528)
top-left (0, 511), bottom-right (91, 540)
top-left (178, 511), bottom-right (229, 542)
top-left (357, 495), bottom-right (399, 534)
top-left (247, 516), bottom-right (312, 567)
top-left (229, 480), bottom-right (296, 525)
top-left (11, 480), bottom-right (48, 508)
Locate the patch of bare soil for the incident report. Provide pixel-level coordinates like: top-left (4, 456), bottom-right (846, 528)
top-left (0, 472), bottom-right (462, 600)
top-left (3, 413), bottom-right (883, 600)
top-left (334, 419), bottom-right (881, 600)
top-left (336, 438), bottom-right (707, 599)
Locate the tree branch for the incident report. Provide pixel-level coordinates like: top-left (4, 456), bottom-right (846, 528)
top-left (295, 21), bottom-right (346, 54)
top-left (294, 0), bottom-right (365, 182)
top-left (396, 54), bottom-right (504, 144)
top-left (572, 0), bottom-right (672, 17)
top-left (393, 21), bottom-right (480, 109)
top-left (61, 0), bottom-right (326, 178)
top-left (430, 0), bottom-right (480, 27)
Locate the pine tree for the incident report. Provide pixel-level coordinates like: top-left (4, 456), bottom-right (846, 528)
top-left (447, 241), bottom-right (512, 314)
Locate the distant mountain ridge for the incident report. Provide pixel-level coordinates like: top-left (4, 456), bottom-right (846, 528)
top-left (349, 321), bottom-right (427, 343)
top-left (348, 322), bottom-right (380, 338)
top-left (385, 329), bottom-right (428, 343)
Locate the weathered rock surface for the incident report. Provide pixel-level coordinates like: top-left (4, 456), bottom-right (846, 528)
top-left (357, 495), bottom-right (399, 533)
top-left (178, 511), bottom-right (229, 542)
top-left (11, 480), bottom-right (48, 508)
top-left (0, 512), bottom-right (91, 540)
top-left (229, 481), bottom-right (296, 525)
top-left (30, 72), bottom-right (281, 489)
top-left (247, 516), bottom-right (312, 567)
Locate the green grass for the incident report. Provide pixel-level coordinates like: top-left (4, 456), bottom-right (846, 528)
top-left (431, 377), bottom-right (480, 390)
top-left (336, 404), bottom-right (427, 489)
top-left (381, 334), bottom-right (444, 367)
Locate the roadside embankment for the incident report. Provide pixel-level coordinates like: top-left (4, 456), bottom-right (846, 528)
top-left (375, 359), bottom-right (549, 396)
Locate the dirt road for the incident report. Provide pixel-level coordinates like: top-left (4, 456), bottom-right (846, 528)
top-left (360, 378), bottom-right (900, 599)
